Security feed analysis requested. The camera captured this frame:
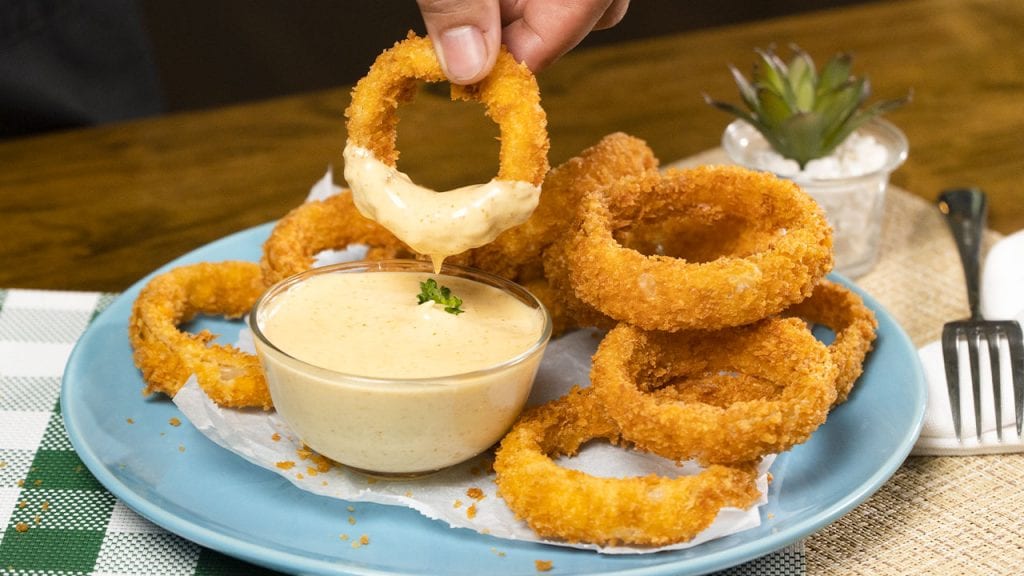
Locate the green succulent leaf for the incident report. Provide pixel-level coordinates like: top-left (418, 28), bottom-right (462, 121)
top-left (775, 112), bottom-right (832, 167)
top-left (755, 49), bottom-right (797, 108)
top-left (817, 53), bottom-right (853, 95)
top-left (707, 45), bottom-right (909, 166)
top-left (756, 86), bottom-right (792, 129)
top-left (704, 96), bottom-right (760, 127)
top-left (786, 50), bottom-right (817, 111)
top-left (728, 65), bottom-right (760, 112)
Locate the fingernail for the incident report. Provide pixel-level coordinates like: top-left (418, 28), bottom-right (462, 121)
top-left (438, 25), bottom-right (487, 83)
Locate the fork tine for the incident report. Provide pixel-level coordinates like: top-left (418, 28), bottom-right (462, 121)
top-left (1005, 322), bottom-right (1024, 437)
top-left (986, 328), bottom-right (1003, 440)
top-left (942, 325), bottom-right (963, 440)
top-left (966, 327), bottom-right (983, 440)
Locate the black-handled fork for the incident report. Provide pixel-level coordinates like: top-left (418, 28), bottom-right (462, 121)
top-left (938, 188), bottom-right (1024, 441)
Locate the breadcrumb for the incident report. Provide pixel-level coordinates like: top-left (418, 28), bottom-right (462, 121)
top-left (535, 559), bottom-right (553, 572)
top-left (466, 504), bottom-right (478, 519)
top-left (466, 487), bottom-right (485, 500)
top-left (14, 523), bottom-right (29, 533)
top-left (169, 417), bottom-right (181, 427)
top-left (276, 461), bottom-right (296, 470)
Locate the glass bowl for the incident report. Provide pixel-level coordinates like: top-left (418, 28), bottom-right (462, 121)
top-left (249, 260), bottom-right (552, 476)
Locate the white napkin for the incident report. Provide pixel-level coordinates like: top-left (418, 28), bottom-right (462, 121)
top-left (913, 230), bottom-right (1024, 455)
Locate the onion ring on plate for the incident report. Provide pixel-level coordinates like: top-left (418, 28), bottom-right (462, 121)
top-left (540, 172), bottom-right (662, 332)
top-left (565, 165), bottom-right (833, 331)
top-left (470, 132), bottom-right (659, 282)
top-left (343, 32), bottom-right (549, 267)
top-left (493, 386), bottom-right (762, 546)
top-left (260, 191), bottom-right (411, 286)
top-left (785, 278), bottom-right (878, 405)
top-left (129, 261), bottom-right (272, 409)
top-left (590, 317), bottom-right (837, 465)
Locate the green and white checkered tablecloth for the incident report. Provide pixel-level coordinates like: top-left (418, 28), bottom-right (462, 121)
top-left (0, 288), bottom-right (804, 575)
top-left (0, 289), bottom-right (284, 575)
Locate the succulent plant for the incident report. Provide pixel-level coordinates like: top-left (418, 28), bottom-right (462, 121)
top-left (706, 46), bottom-right (910, 168)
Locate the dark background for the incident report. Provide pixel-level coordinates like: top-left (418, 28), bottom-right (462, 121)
top-left (1, 0), bottom-right (881, 138)
top-left (140, 0), bottom-right (879, 113)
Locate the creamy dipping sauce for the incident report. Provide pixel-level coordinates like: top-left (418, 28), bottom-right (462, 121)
top-left (251, 263), bottom-right (551, 474)
top-left (343, 144), bottom-right (541, 271)
top-left (261, 271), bottom-right (545, 377)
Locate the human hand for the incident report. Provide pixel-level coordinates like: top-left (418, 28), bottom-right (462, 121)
top-left (417, 0), bottom-right (630, 84)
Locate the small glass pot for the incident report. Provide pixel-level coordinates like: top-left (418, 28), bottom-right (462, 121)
top-left (723, 118), bottom-right (908, 277)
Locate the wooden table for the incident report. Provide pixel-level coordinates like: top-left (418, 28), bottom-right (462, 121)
top-left (1, 0), bottom-right (1021, 292)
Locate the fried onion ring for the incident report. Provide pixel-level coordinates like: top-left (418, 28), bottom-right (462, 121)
top-left (493, 386), bottom-right (762, 546)
top-left (343, 32), bottom-right (549, 262)
top-left (565, 166), bottom-right (833, 331)
top-left (260, 191), bottom-right (411, 286)
top-left (470, 132), bottom-right (659, 282)
top-left (785, 278), bottom-right (878, 405)
top-left (128, 261), bottom-right (272, 409)
top-left (541, 172), bottom-right (663, 332)
top-left (590, 317), bottom-right (837, 465)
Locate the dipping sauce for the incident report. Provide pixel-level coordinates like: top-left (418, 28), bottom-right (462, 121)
top-left (250, 260), bottom-right (551, 475)
top-left (343, 144), bottom-right (542, 271)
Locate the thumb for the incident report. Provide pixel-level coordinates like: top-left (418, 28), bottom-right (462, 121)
top-left (417, 0), bottom-right (502, 85)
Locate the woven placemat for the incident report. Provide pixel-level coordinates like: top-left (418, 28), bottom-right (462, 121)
top-left (674, 149), bottom-right (1023, 575)
top-left (808, 180), bottom-right (1024, 576)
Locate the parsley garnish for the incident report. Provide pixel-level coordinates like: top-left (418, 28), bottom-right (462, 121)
top-left (417, 278), bottom-right (464, 315)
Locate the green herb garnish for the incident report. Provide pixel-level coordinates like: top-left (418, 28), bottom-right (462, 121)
top-left (417, 278), bottom-right (464, 315)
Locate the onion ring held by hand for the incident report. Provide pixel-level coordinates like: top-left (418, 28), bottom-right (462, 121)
top-left (565, 166), bottom-right (834, 331)
top-left (590, 317), bottom-right (837, 465)
top-left (260, 191), bottom-right (411, 286)
top-left (785, 279), bottom-right (878, 405)
top-left (343, 32), bottom-right (549, 267)
top-left (128, 261), bottom-right (272, 409)
top-left (493, 386), bottom-right (762, 546)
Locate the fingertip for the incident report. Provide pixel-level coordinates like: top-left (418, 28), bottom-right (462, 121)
top-left (418, 0), bottom-right (501, 84)
top-left (435, 25), bottom-right (493, 84)
top-left (594, 0), bottom-right (630, 30)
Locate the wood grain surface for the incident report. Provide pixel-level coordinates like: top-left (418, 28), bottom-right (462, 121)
top-left (1, 0), bottom-right (1020, 291)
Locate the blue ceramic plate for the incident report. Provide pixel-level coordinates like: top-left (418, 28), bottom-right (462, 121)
top-left (62, 223), bottom-right (926, 575)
